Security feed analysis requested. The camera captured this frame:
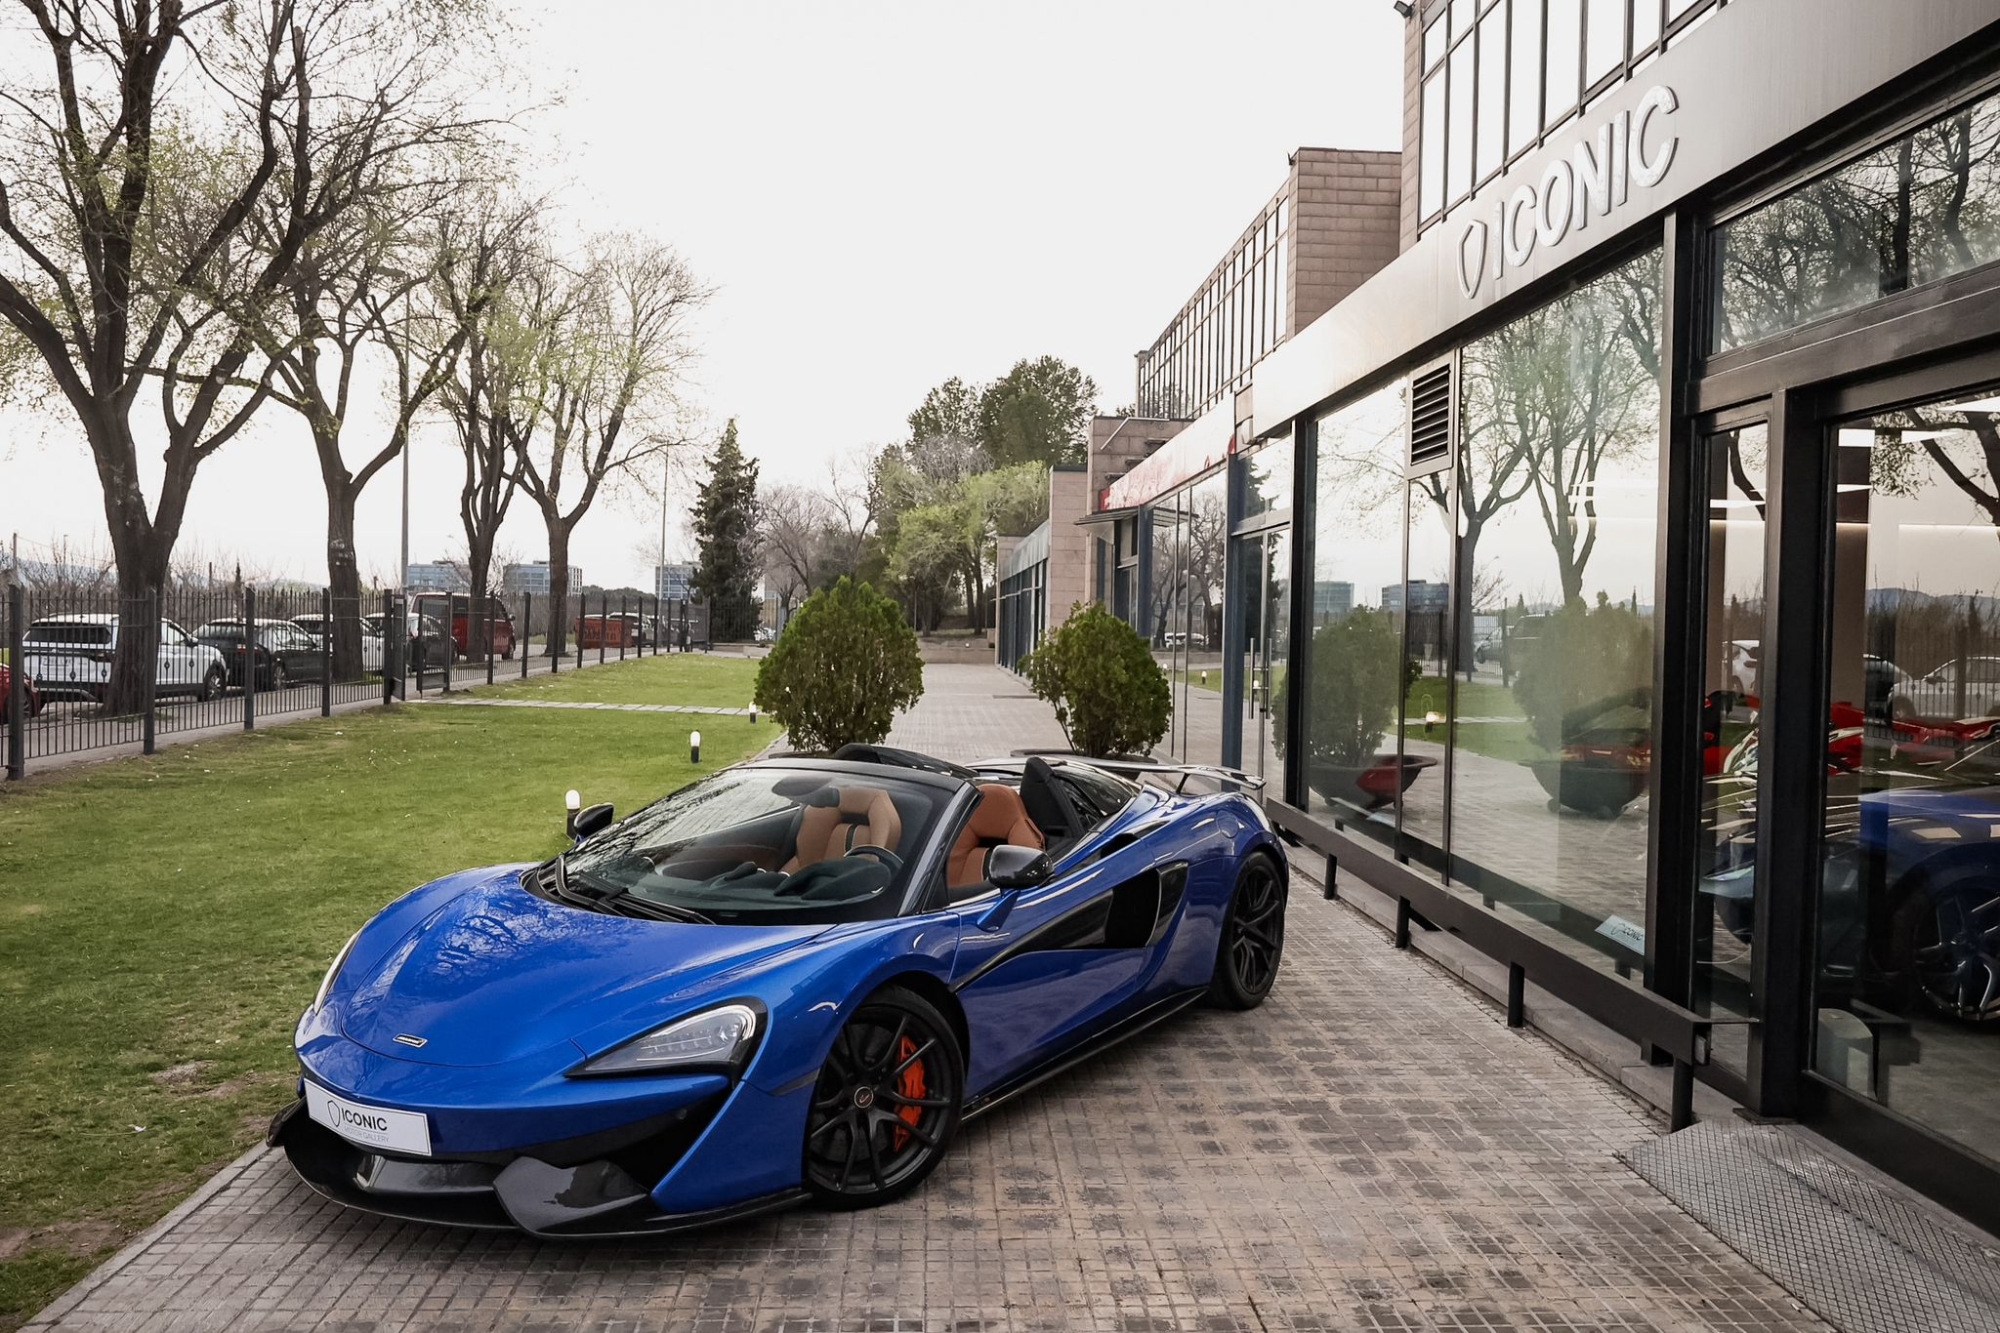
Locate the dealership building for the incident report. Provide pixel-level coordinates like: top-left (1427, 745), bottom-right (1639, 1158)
top-left (998, 0), bottom-right (2000, 1230)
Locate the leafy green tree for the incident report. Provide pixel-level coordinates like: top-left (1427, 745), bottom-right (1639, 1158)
top-left (691, 419), bottom-right (762, 640)
top-left (977, 356), bottom-right (1098, 467)
top-left (1022, 603), bottom-right (1171, 758)
top-left (754, 578), bottom-right (923, 753)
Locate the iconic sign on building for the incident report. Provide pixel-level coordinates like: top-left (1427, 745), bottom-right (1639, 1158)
top-left (1457, 85), bottom-right (1679, 300)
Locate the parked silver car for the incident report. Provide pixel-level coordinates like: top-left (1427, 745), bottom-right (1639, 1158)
top-left (20, 613), bottom-right (228, 703)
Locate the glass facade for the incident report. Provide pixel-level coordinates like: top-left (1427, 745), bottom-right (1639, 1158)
top-left (1713, 85), bottom-right (2000, 353)
top-left (1297, 382), bottom-right (1410, 851)
top-left (1693, 423), bottom-right (1767, 1076)
top-left (1152, 472), bottom-right (1229, 767)
top-left (1444, 250), bottom-right (1662, 970)
top-left (1053, 9), bottom-right (2000, 1220)
top-left (1135, 193), bottom-right (1289, 421)
top-left (1815, 387), bottom-right (2000, 1162)
top-left (1417, 0), bottom-right (1738, 232)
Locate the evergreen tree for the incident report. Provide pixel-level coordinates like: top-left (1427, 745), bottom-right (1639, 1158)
top-left (691, 419), bottom-right (762, 640)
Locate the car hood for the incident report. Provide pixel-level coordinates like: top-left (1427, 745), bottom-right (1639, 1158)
top-left (338, 869), bottom-right (828, 1067)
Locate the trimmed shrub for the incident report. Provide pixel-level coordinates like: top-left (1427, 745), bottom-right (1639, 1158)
top-left (1021, 603), bottom-right (1171, 758)
top-left (1273, 608), bottom-right (1410, 767)
top-left (1510, 596), bottom-right (1653, 751)
top-left (754, 578), bottom-right (923, 754)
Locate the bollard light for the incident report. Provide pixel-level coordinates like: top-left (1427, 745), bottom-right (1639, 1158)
top-left (749, 702), bottom-right (758, 724)
top-left (1200, 670), bottom-right (1207, 686)
top-left (690, 730), bottom-right (702, 764)
top-left (564, 788), bottom-right (581, 838)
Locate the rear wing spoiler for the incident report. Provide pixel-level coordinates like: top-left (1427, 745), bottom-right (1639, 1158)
top-left (1013, 751), bottom-right (1266, 795)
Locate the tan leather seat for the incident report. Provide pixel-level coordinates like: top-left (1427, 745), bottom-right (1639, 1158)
top-left (782, 786), bottom-right (902, 872)
top-left (948, 784), bottom-right (1045, 889)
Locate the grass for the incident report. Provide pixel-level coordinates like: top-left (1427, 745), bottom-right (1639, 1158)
top-left (463, 651), bottom-right (761, 709)
top-left (0, 682), bottom-right (777, 1329)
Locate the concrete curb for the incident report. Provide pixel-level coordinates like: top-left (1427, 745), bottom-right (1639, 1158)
top-left (23, 1144), bottom-right (274, 1331)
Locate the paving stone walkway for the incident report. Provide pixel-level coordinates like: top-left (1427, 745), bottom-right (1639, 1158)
top-left (27, 665), bottom-right (1828, 1332)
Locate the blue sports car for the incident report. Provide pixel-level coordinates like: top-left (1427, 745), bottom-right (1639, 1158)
top-left (270, 746), bottom-right (1289, 1236)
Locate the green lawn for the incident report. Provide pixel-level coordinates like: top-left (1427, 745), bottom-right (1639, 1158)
top-left (0, 694), bottom-right (775, 1328)
top-left (464, 651), bottom-right (761, 709)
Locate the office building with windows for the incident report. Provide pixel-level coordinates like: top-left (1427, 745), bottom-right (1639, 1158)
top-left (501, 560), bottom-right (584, 598)
top-left (404, 561), bottom-right (466, 593)
top-left (1003, 0), bottom-right (2000, 1231)
top-left (655, 563), bottom-right (694, 603)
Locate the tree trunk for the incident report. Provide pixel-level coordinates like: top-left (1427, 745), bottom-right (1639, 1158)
top-left (323, 476), bottom-right (365, 679)
top-left (545, 522), bottom-right (572, 659)
top-left (92, 410), bottom-right (178, 716)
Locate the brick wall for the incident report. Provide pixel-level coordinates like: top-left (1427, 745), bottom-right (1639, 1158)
top-left (1045, 468), bottom-right (1092, 631)
top-left (1287, 148), bottom-right (1404, 334)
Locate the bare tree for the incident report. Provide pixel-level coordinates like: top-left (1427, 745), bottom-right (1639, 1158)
top-left (439, 201), bottom-right (548, 641)
top-left (512, 234), bottom-right (707, 658)
top-left (0, 0), bottom-right (495, 708)
top-left (259, 179), bottom-right (504, 674)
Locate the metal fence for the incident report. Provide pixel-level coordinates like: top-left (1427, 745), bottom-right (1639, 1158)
top-left (2, 583), bottom-right (712, 780)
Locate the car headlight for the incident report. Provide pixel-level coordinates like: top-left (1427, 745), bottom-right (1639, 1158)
top-left (573, 1003), bottom-right (760, 1076)
top-left (313, 931), bottom-right (361, 1013)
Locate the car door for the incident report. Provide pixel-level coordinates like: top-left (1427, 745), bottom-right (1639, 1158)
top-left (948, 832), bottom-right (1194, 1096)
top-left (157, 621), bottom-right (194, 692)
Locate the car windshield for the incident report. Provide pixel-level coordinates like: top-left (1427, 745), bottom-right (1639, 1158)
top-left (551, 766), bottom-right (950, 925)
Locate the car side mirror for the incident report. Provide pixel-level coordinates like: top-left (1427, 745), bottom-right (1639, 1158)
top-left (986, 844), bottom-right (1051, 890)
top-left (571, 802), bottom-right (615, 844)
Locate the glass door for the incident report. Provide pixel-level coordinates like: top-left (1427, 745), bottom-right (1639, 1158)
top-left (1693, 422), bottom-right (1769, 1078)
top-left (1235, 527), bottom-right (1291, 792)
top-left (1812, 382), bottom-right (2000, 1163)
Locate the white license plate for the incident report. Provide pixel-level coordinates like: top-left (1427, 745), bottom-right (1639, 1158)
top-left (304, 1081), bottom-right (431, 1156)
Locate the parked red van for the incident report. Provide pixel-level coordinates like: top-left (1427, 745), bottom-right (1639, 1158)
top-left (575, 612), bottom-right (642, 650)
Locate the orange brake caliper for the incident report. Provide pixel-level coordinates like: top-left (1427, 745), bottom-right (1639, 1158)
top-left (892, 1034), bottom-right (925, 1149)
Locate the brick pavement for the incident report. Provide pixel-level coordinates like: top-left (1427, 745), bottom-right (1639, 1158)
top-left (27, 665), bottom-right (1828, 1332)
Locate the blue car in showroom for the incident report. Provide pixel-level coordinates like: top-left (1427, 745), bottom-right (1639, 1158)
top-left (270, 747), bottom-right (1287, 1236)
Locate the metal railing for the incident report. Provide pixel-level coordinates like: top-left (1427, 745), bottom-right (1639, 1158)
top-left (2, 583), bottom-right (712, 780)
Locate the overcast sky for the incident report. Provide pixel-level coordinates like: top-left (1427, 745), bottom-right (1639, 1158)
top-left (0, 0), bottom-right (1405, 589)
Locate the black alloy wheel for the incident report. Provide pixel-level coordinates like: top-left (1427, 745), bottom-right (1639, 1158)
top-left (803, 987), bottom-right (962, 1207)
top-left (269, 658), bottom-right (289, 692)
top-left (1210, 853), bottom-right (1287, 1010)
top-left (1902, 868), bottom-right (2000, 1022)
top-left (199, 664), bottom-right (225, 702)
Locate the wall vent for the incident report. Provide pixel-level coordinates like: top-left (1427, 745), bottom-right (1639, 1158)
top-left (1409, 363), bottom-right (1452, 467)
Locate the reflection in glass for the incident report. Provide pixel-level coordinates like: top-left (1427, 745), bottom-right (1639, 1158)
top-left (1584, 0), bottom-right (1624, 87)
top-left (1714, 87), bottom-right (2000, 353)
top-left (1243, 436), bottom-right (1294, 519)
top-left (1816, 388), bottom-right (2000, 1161)
top-left (1694, 424), bottom-right (1768, 1077)
top-left (1176, 472), bottom-right (1228, 768)
top-left (1508, 0), bottom-right (1543, 158)
top-left (1448, 38), bottom-right (1476, 204)
top-left (1404, 480), bottom-right (1454, 868)
top-left (1544, 0), bottom-right (1583, 128)
top-left (1631, 0), bottom-right (1662, 53)
top-left (1261, 530), bottom-right (1292, 796)
top-left (1422, 74), bottom-right (1447, 219)
top-left (1293, 382), bottom-right (1409, 850)
top-left (1449, 249), bottom-right (1662, 973)
top-left (1476, 2), bottom-right (1507, 182)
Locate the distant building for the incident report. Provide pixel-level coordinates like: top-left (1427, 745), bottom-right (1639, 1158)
top-left (655, 563), bottom-right (694, 602)
top-left (1381, 580), bottom-right (1447, 614)
top-left (502, 561), bottom-right (583, 598)
top-left (405, 561), bottom-right (465, 593)
top-left (1312, 581), bottom-right (1354, 620)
